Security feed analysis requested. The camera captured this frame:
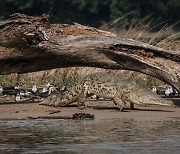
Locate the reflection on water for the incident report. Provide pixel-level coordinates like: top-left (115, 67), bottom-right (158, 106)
top-left (0, 118), bottom-right (179, 153)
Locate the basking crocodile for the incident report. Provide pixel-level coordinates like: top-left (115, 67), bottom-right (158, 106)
top-left (39, 72), bottom-right (174, 111)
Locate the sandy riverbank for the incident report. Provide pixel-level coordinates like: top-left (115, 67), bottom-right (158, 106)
top-left (0, 100), bottom-right (179, 120)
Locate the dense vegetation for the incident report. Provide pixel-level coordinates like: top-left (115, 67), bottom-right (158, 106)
top-left (0, 0), bottom-right (179, 29)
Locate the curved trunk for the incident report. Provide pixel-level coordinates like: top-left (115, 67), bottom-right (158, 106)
top-left (0, 13), bottom-right (179, 92)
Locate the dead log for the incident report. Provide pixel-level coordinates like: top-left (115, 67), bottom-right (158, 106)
top-left (0, 13), bottom-right (180, 92)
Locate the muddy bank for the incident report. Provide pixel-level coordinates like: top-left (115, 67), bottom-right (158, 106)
top-left (0, 100), bottom-right (179, 120)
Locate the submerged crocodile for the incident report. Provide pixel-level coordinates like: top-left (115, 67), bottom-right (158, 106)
top-left (39, 72), bottom-right (174, 111)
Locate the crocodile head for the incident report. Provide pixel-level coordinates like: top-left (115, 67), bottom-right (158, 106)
top-left (141, 94), bottom-right (174, 106)
top-left (128, 91), bottom-right (174, 106)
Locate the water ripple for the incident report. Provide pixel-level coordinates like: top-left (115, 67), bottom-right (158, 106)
top-left (0, 118), bottom-right (179, 153)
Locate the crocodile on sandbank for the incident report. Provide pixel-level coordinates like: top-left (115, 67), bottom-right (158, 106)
top-left (39, 72), bottom-right (174, 111)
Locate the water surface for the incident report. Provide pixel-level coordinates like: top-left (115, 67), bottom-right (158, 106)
top-left (0, 118), bottom-right (179, 154)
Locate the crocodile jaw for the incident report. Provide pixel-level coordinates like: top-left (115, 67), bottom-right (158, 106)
top-left (144, 98), bottom-right (174, 106)
top-left (136, 97), bottom-right (174, 106)
top-left (127, 92), bottom-right (174, 106)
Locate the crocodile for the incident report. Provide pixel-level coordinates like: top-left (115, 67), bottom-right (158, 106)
top-left (39, 72), bottom-right (174, 111)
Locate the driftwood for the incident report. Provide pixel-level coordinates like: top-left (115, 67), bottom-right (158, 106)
top-left (0, 13), bottom-right (180, 92)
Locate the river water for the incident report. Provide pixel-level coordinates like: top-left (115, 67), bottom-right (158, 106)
top-left (0, 118), bottom-right (179, 154)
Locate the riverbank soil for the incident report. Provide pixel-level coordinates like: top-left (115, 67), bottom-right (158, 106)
top-left (0, 99), bottom-right (179, 120)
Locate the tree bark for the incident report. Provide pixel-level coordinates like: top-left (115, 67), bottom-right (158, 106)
top-left (0, 13), bottom-right (180, 92)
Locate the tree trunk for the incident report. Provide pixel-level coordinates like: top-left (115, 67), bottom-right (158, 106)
top-left (0, 13), bottom-right (180, 92)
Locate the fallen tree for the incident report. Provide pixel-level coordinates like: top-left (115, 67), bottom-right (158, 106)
top-left (0, 13), bottom-right (180, 92)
